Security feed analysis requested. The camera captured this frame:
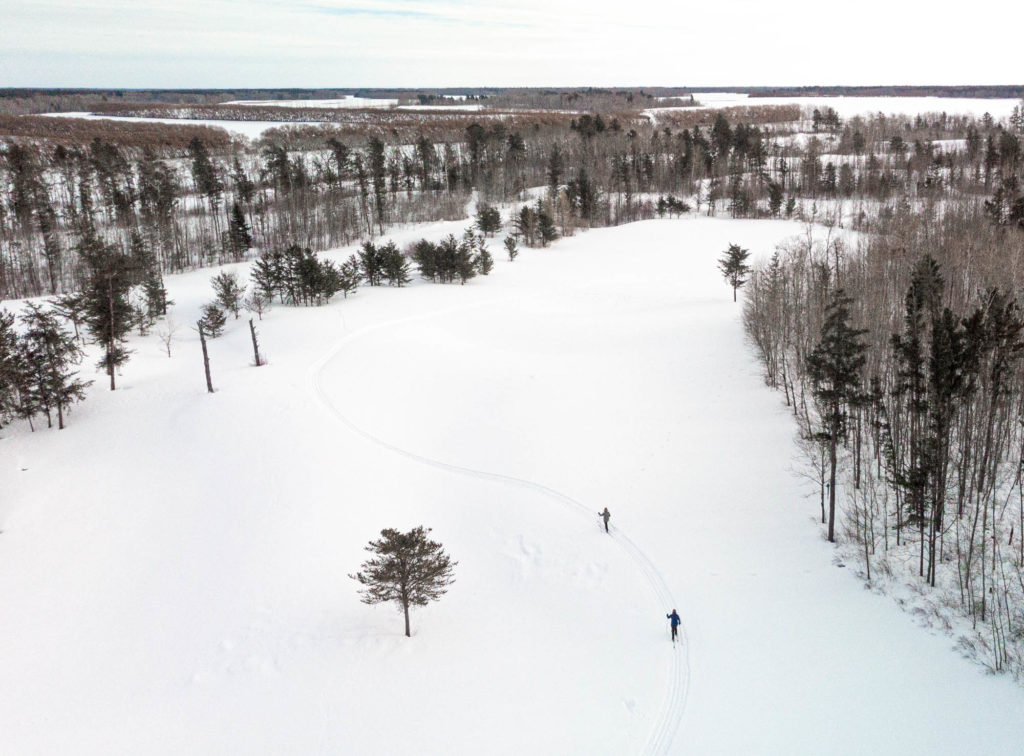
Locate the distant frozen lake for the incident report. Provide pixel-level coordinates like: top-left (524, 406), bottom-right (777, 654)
top-left (652, 92), bottom-right (1021, 119)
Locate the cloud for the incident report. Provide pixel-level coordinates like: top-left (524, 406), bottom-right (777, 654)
top-left (1, 0), bottom-right (1021, 88)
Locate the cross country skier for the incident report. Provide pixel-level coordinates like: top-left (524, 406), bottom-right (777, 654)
top-left (599, 507), bottom-right (611, 533)
top-left (666, 609), bottom-right (681, 642)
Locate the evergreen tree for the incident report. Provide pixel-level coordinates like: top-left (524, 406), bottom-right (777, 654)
top-left (379, 241), bottom-right (411, 287)
top-left (19, 303), bottom-right (91, 430)
top-left (339, 255), bottom-right (363, 297)
top-left (350, 526), bottom-right (457, 638)
top-left (231, 158), bottom-right (255, 204)
top-left (767, 181), bottom-right (784, 217)
top-left (546, 144), bottom-right (564, 198)
top-left (515, 206), bottom-right (537, 246)
top-left (187, 137), bottom-right (223, 209)
top-left (0, 311), bottom-right (23, 428)
top-left (226, 202), bottom-right (252, 261)
top-left (52, 291), bottom-right (89, 343)
top-left (368, 137), bottom-right (388, 234)
top-left (252, 250), bottom-right (286, 303)
top-left (504, 236), bottom-right (519, 261)
top-left (326, 138), bottom-right (351, 182)
top-left (80, 231), bottom-right (134, 390)
top-left (211, 270), bottom-right (245, 319)
top-left (718, 243), bottom-right (752, 302)
top-left (536, 206), bottom-right (558, 247)
top-left (806, 290), bottom-right (867, 542)
top-left (475, 202), bottom-right (502, 236)
top-left (359, 240), bottom-right (385, 286)
top-left (199, 303), bottom-right (227, 337)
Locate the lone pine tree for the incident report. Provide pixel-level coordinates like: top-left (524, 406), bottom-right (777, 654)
top-left (718, 243), bottom-right (752, 302)
top-left (350, 526), bottom-right (457, 637)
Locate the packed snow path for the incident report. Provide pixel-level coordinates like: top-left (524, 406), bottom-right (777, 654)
top-left (4, 217), bottom-right (1024, 754)
top-left (308, 300), bottom-right (691, 755)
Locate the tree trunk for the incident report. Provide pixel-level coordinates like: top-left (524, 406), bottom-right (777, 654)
top-left (198, 322), bottom-right (214, 393)
top-left (249, 318), bottom-right (262, 367)
top-left (107, 274), bottom-right (117, 390)
top-left (403, 600), bottom-right (411, 638)
top-left (828, 434), bottom-right (837, 542)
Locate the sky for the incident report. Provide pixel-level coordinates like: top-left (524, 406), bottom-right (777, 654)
top-left (2, 0), bottom-right (1023, 88)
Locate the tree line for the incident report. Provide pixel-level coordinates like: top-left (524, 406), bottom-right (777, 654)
top-left (742, 198), bottom-right (1024, 676)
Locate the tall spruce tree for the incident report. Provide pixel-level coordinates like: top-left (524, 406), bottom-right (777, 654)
top-left (350, 526), bottom-right (457, 638)
top-left (806, 289), bottom-right (867, 542)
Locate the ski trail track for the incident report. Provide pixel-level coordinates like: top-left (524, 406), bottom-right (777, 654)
top-left (307, 299), bottom-right (691, 755)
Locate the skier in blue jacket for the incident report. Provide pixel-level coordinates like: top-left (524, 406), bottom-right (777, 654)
top-left (666, 610), bottom-right (681, 642)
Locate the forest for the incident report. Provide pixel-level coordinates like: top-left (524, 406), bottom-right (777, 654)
top-left (741, 122), bottom-right (1024, 675)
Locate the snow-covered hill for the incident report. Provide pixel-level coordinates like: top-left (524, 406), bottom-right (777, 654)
top-left (3, 216), bottom-right (1024, 754)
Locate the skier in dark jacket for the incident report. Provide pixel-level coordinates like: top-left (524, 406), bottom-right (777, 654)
top-left (599, 507), bottom-right (611, 533)
top-left (666, 610), bottom-right (681, 642)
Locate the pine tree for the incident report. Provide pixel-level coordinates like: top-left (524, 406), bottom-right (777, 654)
top-left (767, 181), bottom-right (784, 217)
top-left (350, 526), bottom-right (457, 637)
top-left (339, 255), bottom-right (363, 297)
top-left (19, 303), bottom-right (91, 430)
top-left (359, 240), bottom-right (384, 286)
top-left (379, 241), bottom-right (411, 287)
top-left (0, 311), bottom-right (23, 429)
top-left (226, 202), bottom-right (252, 261)
top-left (806, 290), bottom-right (867, 542)
top-left (515, 206), bottom-right (537, 246)
top-left (368, 137), bottom-right (388, 235)
top-left (52, 291), bottom-right (88, 343)
top-left (199, 303), bottom-right (227, 337)
top-left (187, 137), bottom-right (223, 209)
top-left (536, 206), bottom-right (558, 247)
top-left (504, 236), bottom-right (518, 261)
top-left (474, 242), bottom-right (494, 276)
top-left (211, 270), bottom-right (245, 319)
top-left (80, 231), bottom-right (134, 390)
top-left (252, 250), bottom-right (285, 303)
top-left (475, 202), bottom-right (502, 236)
top-left (718, 243), bottom-right (752, 302)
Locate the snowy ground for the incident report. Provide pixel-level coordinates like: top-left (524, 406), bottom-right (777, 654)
top-left (3, 217), bottom-right (1024, 754)
top-left (36, 112), bottom-right (298, 139)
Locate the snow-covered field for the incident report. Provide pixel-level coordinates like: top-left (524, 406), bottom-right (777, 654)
top-left (37, 112), bottom-right (297, 139)
top-left (3, 217), bottom-right (1024, 754)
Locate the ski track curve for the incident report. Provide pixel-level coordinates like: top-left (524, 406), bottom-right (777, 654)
top-left (306, 299), bottom-right (691, 756)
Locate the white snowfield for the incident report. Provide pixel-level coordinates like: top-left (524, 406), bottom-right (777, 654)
top-left (2, 217), bottom-right (1024, 754)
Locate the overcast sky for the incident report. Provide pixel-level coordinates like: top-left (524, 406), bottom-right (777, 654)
top-left (2, 0), bottom-right (1022, 88)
